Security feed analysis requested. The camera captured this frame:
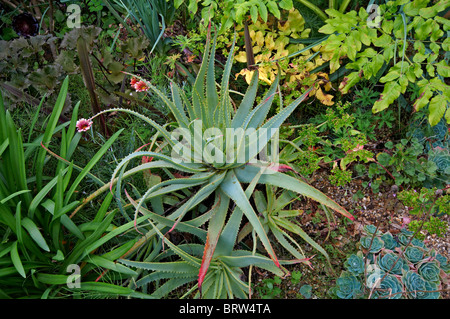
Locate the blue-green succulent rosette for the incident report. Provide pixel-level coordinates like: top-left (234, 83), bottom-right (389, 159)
top-left (362, 224), bottom-right (382, 237)
top-left (403, 246), bottom-right (425, 264)
top-left (344, 254), bottom-right (365, 275)
top-left (378, 252), bottom-right (409, 275)
top-left (360, 236), bottom-right (384, 254)
top-left (397, 228), bottom-right (414, 246)
top-left (371, 273), bottom-right (404, 299)
top-left (417, 261), bottom-right (442, 283)
top-left (332, 271), bottom-right (363, 299)
top-left (403, 271), bottom-right (440, 299)
top-left (410, 237), bottom-right (425, 248)
top-left (435, 253), bottom-right (450, 273)
top-left (381, 232), bottom-right (400, 250)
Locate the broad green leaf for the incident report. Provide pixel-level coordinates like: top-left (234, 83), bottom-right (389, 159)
top-left (372, 81), bottom-right (402, 113)
top-left (258, 3), bottom-right (268, 22)
top-left (266, 1), bottom-right (281, 19)
top-left (11, 241), bottom-right (26, 278)
top-left (403, 0), bottom-right (429, 16)
top-left (21, 217), bottom-right (50, 252)
top-left (428, 94), bottom-right (447, 126)
top-left (37, 273), bottom-right (71, 285)
top-left (436, 60), bottom-right (450, 78)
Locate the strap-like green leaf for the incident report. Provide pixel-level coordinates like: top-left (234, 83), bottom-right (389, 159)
top-left (21, 217), bottom-right (50, 252)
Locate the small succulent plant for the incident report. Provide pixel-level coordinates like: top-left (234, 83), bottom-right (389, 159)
top-left (403, 246), bottom-right (425, 264)
top-left (360, 236), bottom-right (384, 254)
top-left (330, 272), bottom-right (363, 299)
top-left (417, 261), bottom-right (441, 283)
top-left (344, 253), bottom-right (365, 276)
top-left (330, 225), bottom-right (449, 299)
top-left (381, 232), bottom-right (400, 250)
top-left (377, 252), bottom-right (408, 275)
top-left (370, 273), bottom-right (403, 300)
top-left (404, 271), bottom-right (440, 299)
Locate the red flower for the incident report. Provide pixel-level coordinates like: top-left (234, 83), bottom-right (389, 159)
top-left (76, 118), bottom-right (93, 132)
top-left (134, 80), bottom-right (149, 92)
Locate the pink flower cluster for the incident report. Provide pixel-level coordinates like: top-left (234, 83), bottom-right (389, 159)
top-left (130, 77), bottom-right (149, 92)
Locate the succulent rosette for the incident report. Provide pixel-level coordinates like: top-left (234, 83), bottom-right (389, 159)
top-left (410, 237), bottom-right (425, 248)
top-left (381, 232), bottom-right (400, 250)
top-left (363, 224), bottom-right (382, 236)
top-left (435, 253), bottom-right (450, 273)
top-left (360, 236), bottom-right (384, 253)
top-left (333, 272), bottom-right (363, 299)
top-left (344, 254), bottom-right (365, 275)
top-left (397, 228), bottom-right (414, 246)
top-left (418, 261), bottom-right (441, 283)
top-left (403, 271), bottom-right (440, 299)
top-left (372, 274), bottom-right (404, 299)
top-left (403, 246), bottom-right (425, 264)
top-left (378, 252), bottom-right (408, 275)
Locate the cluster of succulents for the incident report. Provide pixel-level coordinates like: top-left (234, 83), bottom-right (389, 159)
top-left (329, 225), bottom-right (449, 299)
top-left (407, 118), bottom-right (450, 188)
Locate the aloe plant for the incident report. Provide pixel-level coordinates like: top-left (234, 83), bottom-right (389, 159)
top-left (119, 192), bottom-right (287, 298)
top-left (84, 25), bottom-right (353, 296)
top-left (236, 185), bottom-right (338, 268)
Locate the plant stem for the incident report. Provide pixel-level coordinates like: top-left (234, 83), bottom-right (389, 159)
top-left (294, 0), bottom-right (328, 21)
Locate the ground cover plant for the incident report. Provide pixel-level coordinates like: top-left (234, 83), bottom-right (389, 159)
top-left (0, 0), bottom-right (448, 300)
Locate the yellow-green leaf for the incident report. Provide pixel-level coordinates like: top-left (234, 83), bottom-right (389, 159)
top-left (428, 94), bottom-right (447, 126)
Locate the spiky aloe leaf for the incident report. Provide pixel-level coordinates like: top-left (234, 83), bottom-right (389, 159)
top-left (235, 163), bottom-right (354, 220)
top-left (125, 191), bottom-right (207, 241)
top-left (198, 193), bottom-right (229, 292)
top-left (220, 170), bottom-right (281, 269)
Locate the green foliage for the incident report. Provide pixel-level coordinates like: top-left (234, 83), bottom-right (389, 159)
top-left (87, 28), bottom-right (354, 298)
top-left (116, 0), bottom-right (175, 57)
top-left (281, 101), bottom-right (375, 187)
top-left (0, 80), bottom-right (152, 298)
top-left (319, 0), bottom-right (450, 126)
top-left (175, 0), bottom-right (295, 30)
top-left (398, 187), bottom-right (450, 217)
top-left (329, 226), bottom-right (449, 299)
top-left (398, 187), bottom-right (449, 239)
top-left (353, 137), bottom-right (444, 193)
top-left (256, 276), bottom-right (283, 299)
